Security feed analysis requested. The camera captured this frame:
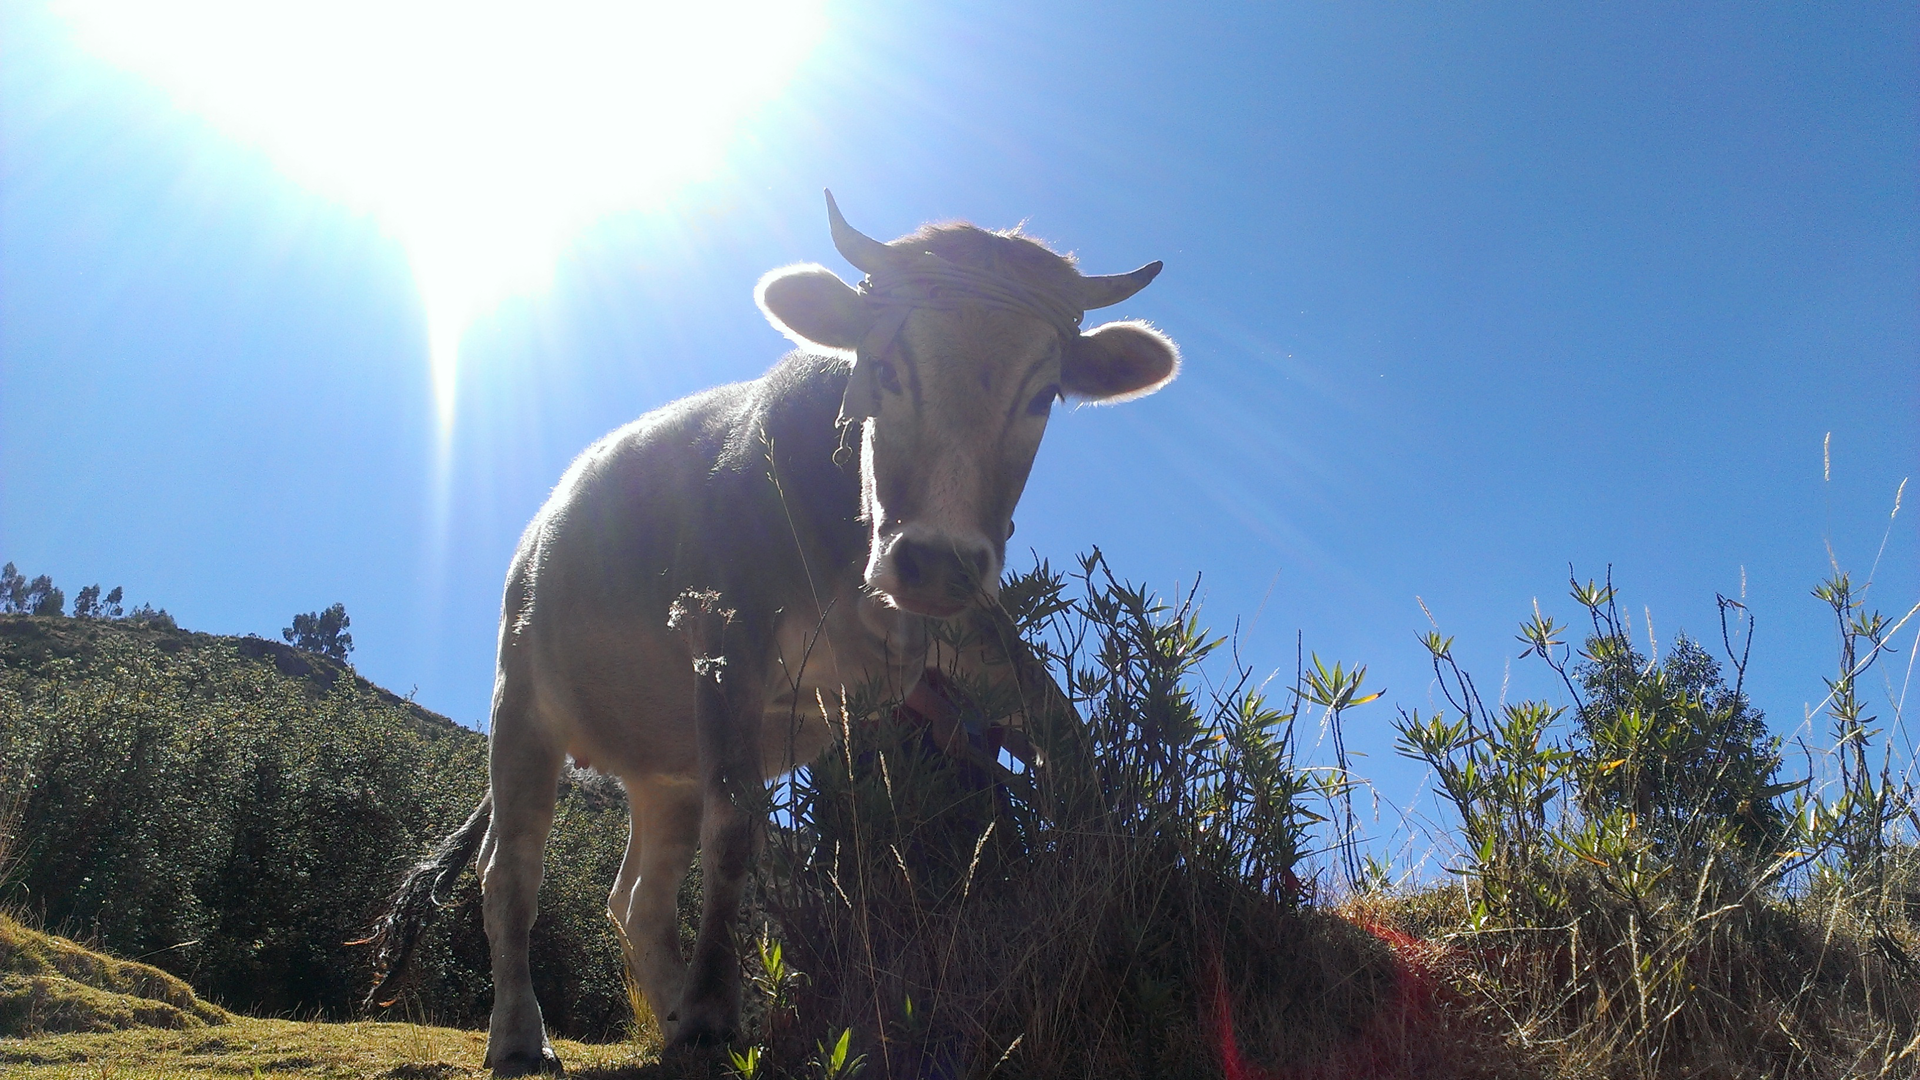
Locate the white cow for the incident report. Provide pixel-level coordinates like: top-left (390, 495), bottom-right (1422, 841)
top-left (366, 192), bottom-right (1180, 1074)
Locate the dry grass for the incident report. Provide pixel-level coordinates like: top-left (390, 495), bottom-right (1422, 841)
top-left (734, 557), bottom-right (1528, 1078)
top-left (6, 883), bottom-right (1912, 1080)
top-left (1337, 865), bottom-right (1920, 1080)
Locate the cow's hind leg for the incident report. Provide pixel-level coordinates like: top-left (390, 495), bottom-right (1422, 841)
top-left (480, 692), bottom-right (566, 1076)
top-left (610, 778), bottom-right (701, 1041)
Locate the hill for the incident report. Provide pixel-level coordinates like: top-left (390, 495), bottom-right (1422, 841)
top-left (0, 913), bottom-right (663, 1078)
top-left (0, 614), bottom-right (462, 739)
top-left (0, 915), bottom-right (669, 1078)
top-left (4, 548), bottom-right (1916, 1080)
top-left (0, 613), bottom-right (637, 1038)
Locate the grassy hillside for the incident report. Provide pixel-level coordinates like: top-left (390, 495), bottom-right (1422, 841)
top-left (1, 910), bottom-right (229, 1036)
top-left (0, 914), bottom-right (659, 1079)
top-left (3, 546), bottom-right (1916, 1078)
top-left (0, 614), bottom-right (637, 1038)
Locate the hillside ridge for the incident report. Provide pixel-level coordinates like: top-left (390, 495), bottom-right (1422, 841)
top-left (0, 608), bottom-right (634, 1034)
top-left (0, 613), bottom-right (472, 738)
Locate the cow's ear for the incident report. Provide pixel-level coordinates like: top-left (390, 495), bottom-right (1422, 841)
top-left (1062, 320), bottom-right (1180, 402)
top-left (756, 264), bottom-right (873, 356)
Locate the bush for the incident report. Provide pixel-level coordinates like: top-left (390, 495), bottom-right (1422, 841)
top-left (1394, 566), bottom-right (1919, 1078)
top-left (741, 553), bottom-right (1418, 1079)
top-left (1554, 582), bottom-right (1790, 863)
top-left (0, 615), bottom-right (634, 1037)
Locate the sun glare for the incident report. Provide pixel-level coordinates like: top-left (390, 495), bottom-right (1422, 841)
top-left (58, 0), bottom-right (826, 434)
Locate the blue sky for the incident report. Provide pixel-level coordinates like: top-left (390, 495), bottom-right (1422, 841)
top-left (3, 2), bottom-right (1915, 871)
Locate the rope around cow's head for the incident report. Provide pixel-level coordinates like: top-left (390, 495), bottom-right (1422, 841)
top-left (824, 190), bottom-right (1159, 424)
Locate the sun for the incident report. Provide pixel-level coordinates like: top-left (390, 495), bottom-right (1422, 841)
top-left (58, 0), bottom-right (827, 434)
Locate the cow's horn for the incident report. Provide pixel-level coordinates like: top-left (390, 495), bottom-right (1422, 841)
top-left (1079, 261), bottom-right (1164, 310)
top-left (825, 190), bottom-right (897, 276)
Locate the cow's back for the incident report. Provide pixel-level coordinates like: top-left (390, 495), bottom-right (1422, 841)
top-left (499, 352), bottom-right (865, 778)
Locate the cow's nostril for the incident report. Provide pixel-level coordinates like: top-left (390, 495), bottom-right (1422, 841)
top-left (887, 537), bottom-right (993, 611)
top-left (968, 550), bottom-right (992, 580)
top-left (894, 542), bottom-right (926, 587)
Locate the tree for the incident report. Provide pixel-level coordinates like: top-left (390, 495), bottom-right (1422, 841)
top-left (1, 563), bottom-right (63, 616)
top-left (284, 603), bottom-right (354, 662)
top-left (28, 578), bottom-right (63, 616)
top-left (73, 585), bottom-right (125, 620)
top-left (1573, 627), bottom-right (1788, 860)
top-left (0, 563), bottom-right (21, 611)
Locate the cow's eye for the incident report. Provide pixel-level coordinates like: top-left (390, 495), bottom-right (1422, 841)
top-left (1027, 385), bottom-right (1060, 417)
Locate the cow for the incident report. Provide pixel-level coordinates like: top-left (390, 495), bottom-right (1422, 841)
top-left (364, 192), bottom-right (1180, 1074)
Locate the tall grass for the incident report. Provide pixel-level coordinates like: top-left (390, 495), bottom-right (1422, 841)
top-left (729, 552), bottom-right (1430, 1079)
top-left (700, 517), bottom-right (1918, 1079)
top-left (1392, 555), bottom-right (1919, 1079)
top-left (9, 493), bottom-right (1916, 1079)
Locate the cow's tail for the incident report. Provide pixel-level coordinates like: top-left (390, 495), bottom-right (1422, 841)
top-left (358, 793), bottom-right (493, 1008)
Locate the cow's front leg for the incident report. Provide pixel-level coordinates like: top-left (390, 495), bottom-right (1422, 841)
top-left (668, 594), bottom-right (770, 1048)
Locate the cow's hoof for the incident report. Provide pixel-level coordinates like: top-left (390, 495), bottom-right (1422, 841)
top-left (668, 1024), bottom-right (737, 1049)
top-left (486, 1046), bottom-right (564, 1077)
top-left (666, 1012), bottom-right (737, 1049)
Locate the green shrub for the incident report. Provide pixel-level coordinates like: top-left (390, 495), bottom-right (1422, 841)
top-left (1395, 564), bottom-right (1919, 1079)
top-left (744, 553), bottom-right (1407, 1079)
top-left (0, 616), bottom-right (632, 1038)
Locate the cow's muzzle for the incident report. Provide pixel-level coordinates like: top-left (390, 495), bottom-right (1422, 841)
top-left (871, 532), bottom-right (997, 619)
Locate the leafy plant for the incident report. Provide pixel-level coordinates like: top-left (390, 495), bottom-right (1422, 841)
top-left (1392, 549), bottom-right (1919, 1079)
top-left (811, 1027), bottom-right (865, 1079)
top-left (751, 550), bottom-right (1396, 1079)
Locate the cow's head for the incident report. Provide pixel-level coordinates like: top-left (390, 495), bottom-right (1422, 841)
top-left (756, 192), bottom-right (1179, 618)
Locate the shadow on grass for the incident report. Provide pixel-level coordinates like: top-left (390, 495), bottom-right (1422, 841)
top-left (566, 1045), bottom-right (732, 1080)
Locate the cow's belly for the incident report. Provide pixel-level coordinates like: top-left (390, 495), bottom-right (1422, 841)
top-left (527, 621), bottom-right (702, 779)
top-left (522, 598), bottom-right (928, 783)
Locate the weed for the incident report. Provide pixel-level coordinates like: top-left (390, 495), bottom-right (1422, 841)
top-left (1395, 545), bottom-right (1918, 1078)
top-left (746, 551), bottom-right (1397, 1078)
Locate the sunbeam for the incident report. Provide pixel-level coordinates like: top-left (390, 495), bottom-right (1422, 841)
top-left (58, 0), bottom-right (826, 434)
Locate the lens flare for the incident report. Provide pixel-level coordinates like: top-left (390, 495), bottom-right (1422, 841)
top-left (59, 0), bottom-right (826, 433)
